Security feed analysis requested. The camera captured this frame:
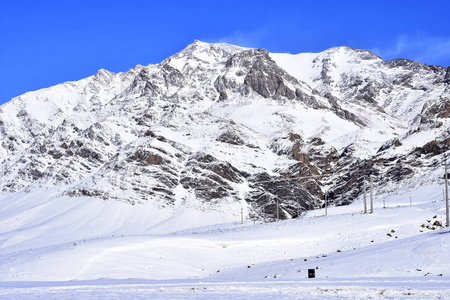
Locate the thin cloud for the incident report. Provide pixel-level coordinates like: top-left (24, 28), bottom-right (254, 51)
top-left (212, 28), bottom-right (271, 48)
top-left (372, 35), bottom-right (450, 67)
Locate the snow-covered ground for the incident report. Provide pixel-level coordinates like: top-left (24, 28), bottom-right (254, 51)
top-left (1, 277), bottom-right (449, 299)
top-left (1, 182), bottom-right (449, 299)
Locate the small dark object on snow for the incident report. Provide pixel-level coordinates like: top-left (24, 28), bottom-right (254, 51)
top-left (433, 220), bottom-right (442, 227)
top-left (308, 269), bottom-right (315, 278)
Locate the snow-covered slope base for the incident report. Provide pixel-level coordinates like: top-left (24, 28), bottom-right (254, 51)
top-left (0, 183), bottom-right (449, 298)
top-left (0, 278), bottom-right (449, 299)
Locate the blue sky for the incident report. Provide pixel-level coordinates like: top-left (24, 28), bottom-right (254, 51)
top-left (1, 0), bottom-right (450, 105)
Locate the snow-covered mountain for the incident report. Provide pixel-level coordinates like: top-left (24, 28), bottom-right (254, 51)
top-left (1, 40), bottom-right (449, 222)
top-left (1, 41), bottom-right (450, 297)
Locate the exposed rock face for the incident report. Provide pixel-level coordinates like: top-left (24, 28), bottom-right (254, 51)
top-left (242, 49), bottom-right (297, 100)
top-left (216, 129), bottom-right (245, 146)
top-left (445, 67), bottom-right (450, 84)
top-left (216, 48), bottom-right (323, 109)
top-left (245, 172), bottom-right (319, 221)
top-left (128, 150), bottom-right (164, 165)
top-left (180, 153), bottom-right (245, 202)
top-left (0, 40), bottom-right (449, 222)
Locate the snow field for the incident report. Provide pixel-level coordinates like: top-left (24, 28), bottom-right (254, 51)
top-left (1, 278), bottom-right (449, 299)
top-left (1, 182), bottom-right (450, 298)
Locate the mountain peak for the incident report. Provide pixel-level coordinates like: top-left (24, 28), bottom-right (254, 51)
top-left (323, 46), bottom-right (382, 61)
top-left (175, 40), bottom-right (246, 58)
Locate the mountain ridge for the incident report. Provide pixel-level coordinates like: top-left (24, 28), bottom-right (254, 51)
top-left (0, 40), bottom-right (449, 223)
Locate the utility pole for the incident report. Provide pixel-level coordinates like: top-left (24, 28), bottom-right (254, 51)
top-left (325, 193), bottom-right (328, 217)
top-left (363, 177), bottom-right (367, 214)
top-left (445, 154), bottom-right (449, 227)
top-left (241, 206), bottom-right (244, 224)
top-left (276, 198), bottom-right (279, 222)
top-left (296, 197), bottom-right (300, 219)
top-left (370, 177), bottom-right (374, 214)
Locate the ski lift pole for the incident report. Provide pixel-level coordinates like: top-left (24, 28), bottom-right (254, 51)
top-left (370, 177), bottom-right (374, 214)
top-left (277, 197), bottom-right (279, 222)
top-left (445, 154), bottom-right (449, 227)
top-left (363, 176), bottom-right (367, 214)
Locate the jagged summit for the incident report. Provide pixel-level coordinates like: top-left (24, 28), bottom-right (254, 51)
top-left (321, 45), bottom-right (382, 61)
top-left (163, 40), bottom-right (246, 67)
top-left (0, 41), bottom-right (449, 222)
top-left (190, 39), bottom-right (247, 54)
